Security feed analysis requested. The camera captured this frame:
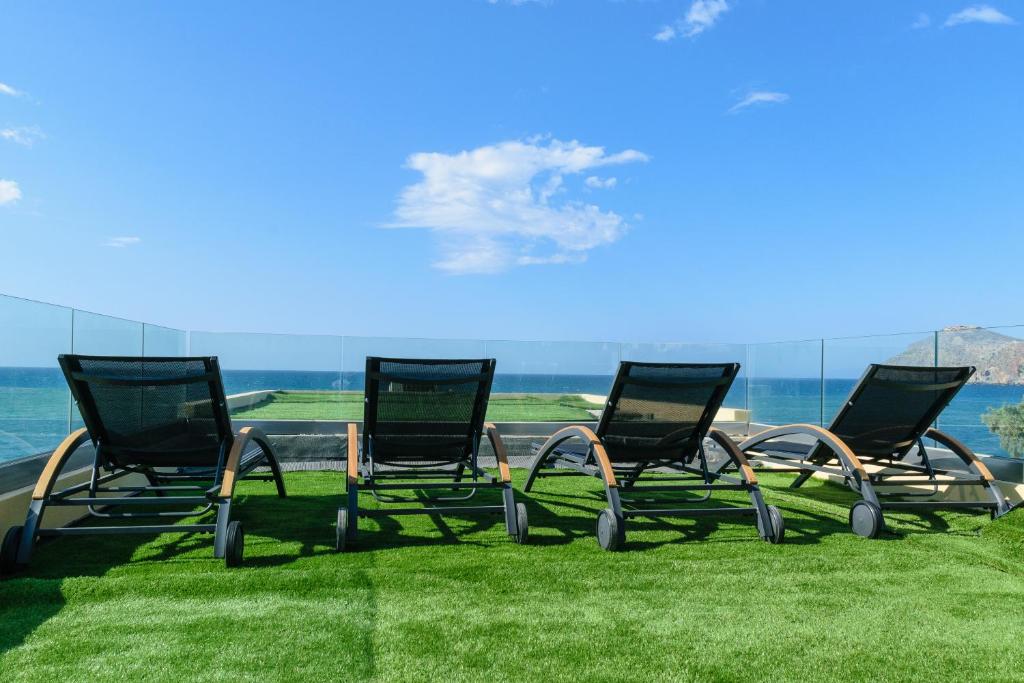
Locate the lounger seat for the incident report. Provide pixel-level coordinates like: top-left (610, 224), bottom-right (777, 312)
top-left (739, 364), bottom-right (1012, 538)
top-left (524, 361), bottom-right (784, 550)
top-left (0, 355), bottom-right (287, 575)
top-left (336, 357), bottom-right (528, 550)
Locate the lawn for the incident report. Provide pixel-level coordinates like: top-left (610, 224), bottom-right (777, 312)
top-left (230, 391), bottom-right (604, 422)
top-left (2, 470), bottom-right (1024, 681)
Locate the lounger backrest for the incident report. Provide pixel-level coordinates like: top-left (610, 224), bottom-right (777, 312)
top-left (597, 362), bottom-right (739, 463)
top-left (824, 364), bottom-right (974, 458)
top-left (59, 355), bottom-right (233, 468)
top-left (363, 357), bottom-right (495, 463)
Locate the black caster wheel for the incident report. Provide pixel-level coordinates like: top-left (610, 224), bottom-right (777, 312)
top-left (1, 526), bottom-right (25, 577)
top-left (849, 500), bottom-right (883, 539)
top-left (511, 503), bottom-right (529, 544)
top-left (596, 508), bottom-right (624, 551)
top-left (224, 521), bottom-right (244, 568)
top-left (765, 505), bottom-right (785, 544)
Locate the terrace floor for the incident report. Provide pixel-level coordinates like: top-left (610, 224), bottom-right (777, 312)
top-left (2, 470), bottom-right (1024, 681)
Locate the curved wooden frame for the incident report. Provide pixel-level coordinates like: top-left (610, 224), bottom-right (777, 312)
top-left (707, 428), bottom-right (758, 486)
top-left (524, 424), bottom-right (618, 492)
top-left (31, 428), bottom-right (91, 501)
top-left (925, 427), bottom-right (1010, 516)
top-left (739, 424), bottom-right (871, 482)
top-left (484, 422), bottom-right (512, 484)
top-left (217, 426), bottom-right (287, 499)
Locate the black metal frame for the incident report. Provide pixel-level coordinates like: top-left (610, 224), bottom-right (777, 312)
top-left (739, 364), bottom-right (1012, 532)
top-left (338, 357), bottom-right (525, 546)
top-left (524, 361), bottom-right (783, 548)
top-left (10, 355), bottom-right (287, 569)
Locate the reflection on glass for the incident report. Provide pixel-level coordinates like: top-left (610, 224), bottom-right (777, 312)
top-left (482, 340), bottom-right (618, 423)
top-left (143, 324), bottom-right (187, 356)
top-left (0, 295), bottom-right (73, 461)
top-left (342, 337), bottom-right (487, 391)
top-left (746, 340), bottom-right (822, 426)
top-left (938, 325), bottom-right (1024, 458)
top-left (189, 332), bottom-right (346, 420)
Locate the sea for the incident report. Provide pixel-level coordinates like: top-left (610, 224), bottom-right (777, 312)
top-left (2, 368), bottom-right (1022, 463)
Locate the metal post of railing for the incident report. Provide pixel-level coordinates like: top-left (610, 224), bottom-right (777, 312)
top-left (819, 338), bottom-right (825, 426)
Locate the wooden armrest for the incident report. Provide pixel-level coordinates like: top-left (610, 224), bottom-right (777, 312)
top-left (739, 423), bottom-right (868, 479)
top-left (484, 423), bottom-right (511, 483)
top-left (32, 428), bottom-right (91, 500)
top-left (536, 425), bottom-right (617, 488)
top-left (218, 426), bottom-right (270, 498)
top-left (708, 428), bottom-right (757, 485)
top-left (347, 423), bottom-right (359, 485)
top-left (925, 428), bottom-right (995, 482)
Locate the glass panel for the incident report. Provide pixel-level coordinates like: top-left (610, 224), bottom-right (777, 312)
top-left (0, 295), bottom-right (73, 462)
top-left (746, 340), bottom-right (822, 426)
top-left (822, 332), bottom-right (936, 424)
top-left (72, 310), bottom-right (144, 356)
top-left (143, 323), bottom-right (187, 356)
top-left (483, 340), bottom-right (619, 422)
top-left (938, 325), bottom-right (1024, 458)
top-left (189, 332), bottom-right (345, 420)
top-left (620, 342), bottom-right (748, 409)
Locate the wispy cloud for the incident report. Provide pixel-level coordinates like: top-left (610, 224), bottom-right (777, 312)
top-left (0, 82), bottom-right (21, 97)
top-left (1, 126), bottom-right (45, 147)
top-left (104, 236), bottom-right (142, 248)
top-left (0, 179), bottom-right (22, 205)
top-left (945, 5), bottom-right (1015, 27)
top-left (728, 90), bottom-right (789, 114)
top-left (912, 13), bottom-right (931, 29)
top-left (388, 138), bottom-right (648, 274)
top-left (584, 176), bottom-right (618, 189)
top-left (656, 0), bottom-right (730, 42)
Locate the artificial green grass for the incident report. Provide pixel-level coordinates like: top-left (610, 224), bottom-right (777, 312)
top-left (2, 471), bottom-right (1024, 681)
top-left (230, 391), bottom-right (603, 422)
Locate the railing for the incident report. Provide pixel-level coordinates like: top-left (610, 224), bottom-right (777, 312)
top-left (2, 292), bottom-right (1023, 466)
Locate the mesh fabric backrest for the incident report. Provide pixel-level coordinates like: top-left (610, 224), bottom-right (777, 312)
top-left (827, 364), bottom-right (973, 457)
top-left (599, 362), bottom-right (738, 463)
top-left (364, 358), bottom-right (494, 463)
top-left (60, 355), bottom-right (230, 467)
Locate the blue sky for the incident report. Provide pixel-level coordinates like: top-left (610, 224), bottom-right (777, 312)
top-left (1, 1), bottom-right (1022, 345)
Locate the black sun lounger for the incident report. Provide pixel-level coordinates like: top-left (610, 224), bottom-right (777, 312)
top-left (0, 355), bottom-right (286, 574)
top-left (739, 364), bottom-right (1012, 538)
top-left (523, 361), bottom-right (784, 550)
top-left (335, 357), bottom-right (527, 550)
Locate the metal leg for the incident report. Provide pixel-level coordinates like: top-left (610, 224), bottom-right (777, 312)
top-left (212, 499), bottom-right (231, 559)
top-left (16, 499), bottom-right (45, 565)
top-left (346, 478), bottom-right (359, 540)
top-left (502, 485), bottom-right (518, 536)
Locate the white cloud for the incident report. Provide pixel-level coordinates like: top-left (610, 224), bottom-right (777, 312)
top-left (104, 236), bottom-right (142, 248)
top-left (0, 82), bottom-right (20, 97)
top-left (656, 0), bottom-right (730, 41)
top-left (388, 138), bottom-right (648, 274)
top-left (654, 25), bottom-right (677, 42)
top-left (912, 13), bottom-right (931, 29)
top-left (945, 5), bottom-right (1015, 27)
top-left (729, 90), bottom-right (789, 113)
top-left (1, 126), bottom-right (45, 147)
top-left (585, 176), bottom-right (618, 189)
top-left (0, 179), bottom-right (22, 205)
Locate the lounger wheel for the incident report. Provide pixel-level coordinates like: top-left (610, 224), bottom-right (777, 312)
top-left (511, 503), bottom-right (529, 544)
top-left (849, 501), bottom-right (883, 539)
top-left (335, 508), bottom-right (353, 552)
top-left (765, 505), bottom-right (785, 544)
top-left (596, 508), bottom-right (624, 552)
top-left (1, 526), bottom-right (25, 576)
top-left (224, 521), bottom-right (244, 567)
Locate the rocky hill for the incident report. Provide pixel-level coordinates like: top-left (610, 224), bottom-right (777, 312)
top-left (887, 325), bottom-right (1024, 384)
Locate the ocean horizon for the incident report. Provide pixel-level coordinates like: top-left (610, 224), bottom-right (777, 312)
top-left (2, 367), bottom-right (1021, 463)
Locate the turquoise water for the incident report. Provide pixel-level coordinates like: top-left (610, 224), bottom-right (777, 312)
top-left (2, 368), bottom-right (1021, 462)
